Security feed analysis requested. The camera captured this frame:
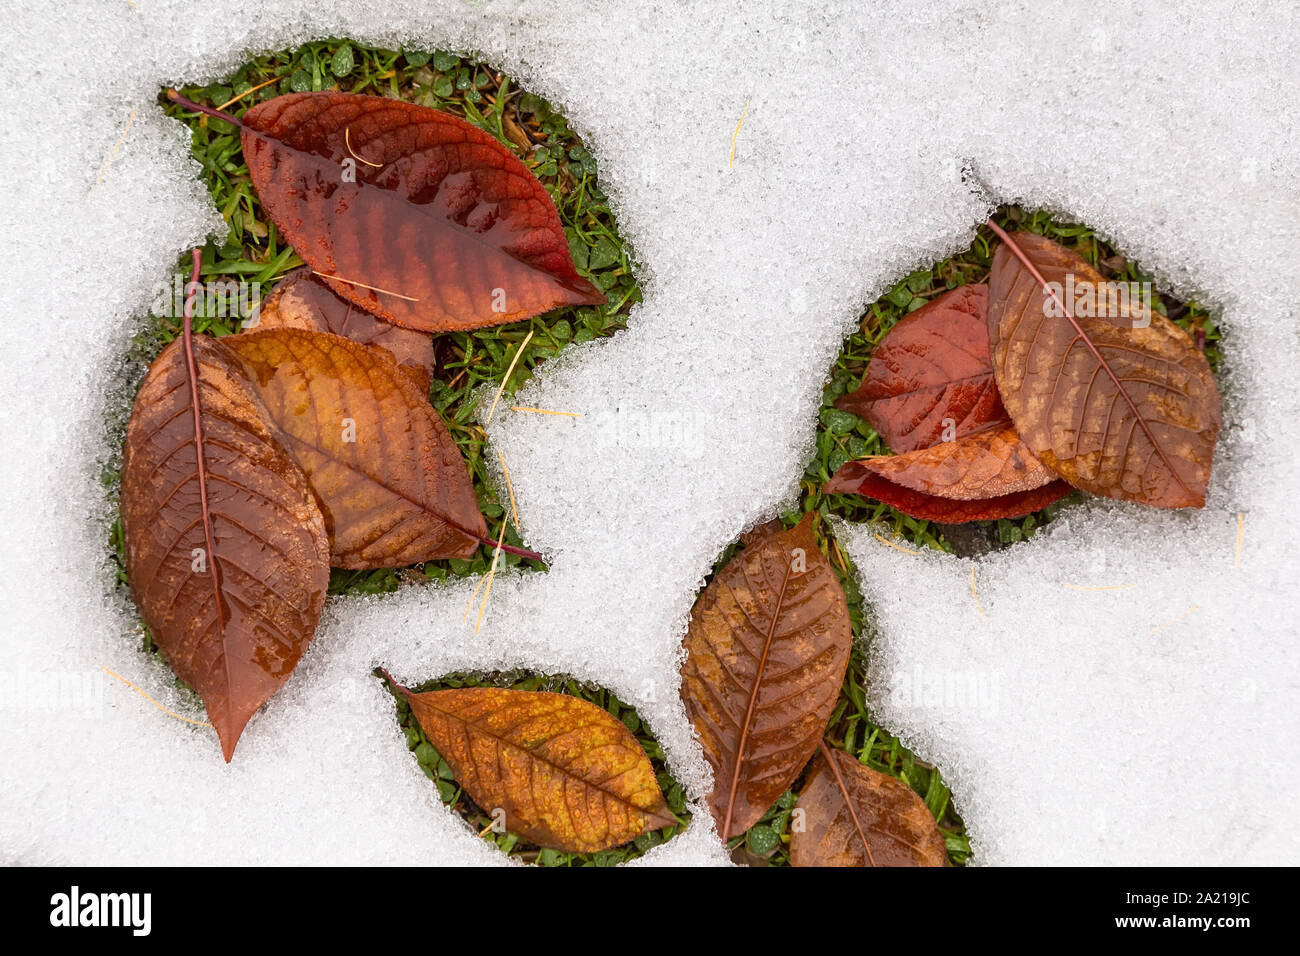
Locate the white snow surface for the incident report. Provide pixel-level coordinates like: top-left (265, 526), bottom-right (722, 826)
top-left (1, 0), bottom-right (1297, 865)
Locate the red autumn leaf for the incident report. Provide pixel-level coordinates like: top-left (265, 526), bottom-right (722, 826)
top-left (122, 330), bottom-right (330, 762)
top-left (251, 267), bottom-right (435, 392)
top-left (221, 328), bottom-right (498, 569)
top-left (679, 514), bottom-right (852, 840)
top-left (985, 223), bottom-right (1221, 507)
top-left (825, 461), bottom-right (1071, 523)
top-left (836, 284), bottom-right (1006, 452)
top-left (238, 91), bottom-right (605, 332)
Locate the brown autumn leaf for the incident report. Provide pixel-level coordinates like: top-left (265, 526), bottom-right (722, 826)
top-left (836, 284), bottom-right (1006, 453)
top-left (837, 424), bottom-right (1059, 500)
top-left (824, 461), bottom-right (1071, 522)
top-left (251, 267), bottom-right (435, 392)
top-left (680, 513), bottom-right (852, 841)
top-left (121, 334), bottom-right (330, 762)
top-left (389, 680), bottom-right (675, 853)
top-left (221, 328), bottom-right (489, 569)
top-left (986, 224), bottom-right (1221, 507)
top-left (240, 92), bottom-right (606, 333)
top-left (825, 281), bottom-right (1067, 522)
top-left (790, 746), bottom-right (947, 867)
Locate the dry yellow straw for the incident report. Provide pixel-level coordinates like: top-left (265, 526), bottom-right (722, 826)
top-left (1149, 605), bottom-right (1199, 638)
top-left (345, 126), bottom-right (383, 167)
top-left (485, 330), bottom-right (535, 426)
top-left (728, 100), bottom-right (750, 169)
top-left (507, 406), bottom-right (582, 417)
top-left (474, 519), bottom-right (509, 634)
top-left (94, 107), bottom-right (137, 186)
top-left (101, 667), bottom-right (212, 728)
top-left (312, 271), bottom-right (419, 301)
top-left (495, 448), bottom-right (520, 530)
top-left (871, 532), bottom-right (921, 555)
top-left (216, 76), bottom-right (282, 110)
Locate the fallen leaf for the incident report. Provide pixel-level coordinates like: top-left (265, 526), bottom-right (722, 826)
top-left (241, 92), bottom-right (606, 332)
top-left (251, 267), bottom-right (435, 392)
top-left (222, 328), bottom-right (489, 568)
top-left (837, 424), bottom-right (1058, 500)
top-left (986, 225), bottom-right (1220, 507)
top-left (391, 681), bottom-right (675, 852)
top-left (680, 514), bottom-right (852, 840)
top-left (121, 335), bottom-right (330, 761)
top-left (836, 284), bottom-right (1005, 452)
top-left (790, 746), bottom-right (947, 867)
top-left (824, 461), bottom-right (1071, 522)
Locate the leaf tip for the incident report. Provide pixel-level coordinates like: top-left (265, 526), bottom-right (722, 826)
top-left (213, 706), bottom-right (254, 764)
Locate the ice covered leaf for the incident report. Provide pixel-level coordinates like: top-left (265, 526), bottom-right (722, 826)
top-left (836, 284), bottom-right (1005, 453)
top-left (222, 328), bottom-right (489, 569)
top-left (240, 92), bottom-right (606, 332)
top-left (391, 681), bottom-right (675, 853)
top-left (986, 225), bottom-right (1220, 508)
top-left (834, 424), bottom-right (1058, 500)
top-left (791, 746), bottom-right (947, 867)
top-left (680, 514), bottom-right (852, 840)
top-left (250, 267), bottom-right (435, 392)
top-left (824, 460), bottom-right (1071, 522)
top-left (121, 335), bottom-right (330, 762)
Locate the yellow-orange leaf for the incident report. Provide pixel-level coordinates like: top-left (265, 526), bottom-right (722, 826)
top-left (395, 683), bottom-right (675, 853)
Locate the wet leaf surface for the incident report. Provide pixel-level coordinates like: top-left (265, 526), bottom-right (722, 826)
top-left (391, 680), bottom-right (675, 853)
top-left (836, 284), bottom-right (1005, 453)
top-left (986, 227), bottom-right (1220, 507)
top-left (680, 514), bottom-right (852, 840)
top-left (824, 462), bottom-right (1072, 523)
top-left (251, 267), bottom-right (435, 392)
top-left (121, 335), bottom-right (330, 761)
top-left (241, 92), bottom-right (605, 333)
top-left (222, 328), bottom-right (488, 568)
top-left (833, 424), bottom-right (1058, 500)
top-left (791, 746), bottom-right (947, 867)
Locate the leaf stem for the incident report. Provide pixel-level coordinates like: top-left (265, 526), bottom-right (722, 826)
top-left (818, 740), bottom-right (876, 866)
top-left (166, 89), bottom-right (244, 128)
top-left (375, 666), bottom-right (411, 698)
top-left (180, 248), bottom-right (227, 683)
